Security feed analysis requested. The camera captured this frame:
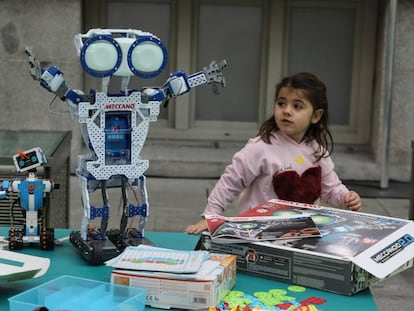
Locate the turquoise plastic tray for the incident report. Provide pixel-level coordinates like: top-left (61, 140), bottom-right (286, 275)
top-left (9, 275), bottom-right (146, 311)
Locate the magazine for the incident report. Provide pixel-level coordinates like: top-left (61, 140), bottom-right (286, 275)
top-left (240, 198), bottom-right (323, 217)
top-left (205, 214), bottom-right (321, 243)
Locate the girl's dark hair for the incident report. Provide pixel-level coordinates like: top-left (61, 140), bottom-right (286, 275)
top-left (258, 72), bottom-right (333, 161)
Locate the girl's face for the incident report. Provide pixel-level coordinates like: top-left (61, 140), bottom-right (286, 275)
top-left (274, 86), bottom-right (323, 143)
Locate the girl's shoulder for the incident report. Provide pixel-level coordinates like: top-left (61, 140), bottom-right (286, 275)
top-left (239, 134), bottom-right (283, 157)
top-left (241, 137), bottom-right (266, 155)
top-left (247, 131), bottom-right (285, 145)
top-left (245, 134), bottom-right (281, 149)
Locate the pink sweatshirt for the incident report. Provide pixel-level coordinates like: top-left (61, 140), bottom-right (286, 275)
top-left (204, 131), bottom-right (349, 216)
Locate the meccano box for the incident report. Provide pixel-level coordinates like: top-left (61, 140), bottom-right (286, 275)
top-left (111, 253), bottom-right (236, 309)
top-left (196, 199), bottom-right (414, 296)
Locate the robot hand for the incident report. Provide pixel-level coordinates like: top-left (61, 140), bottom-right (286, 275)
top-left (25, 46), bottom-right (42, 81)
top-left (203, 60), bottom-right (227, 95)
top-left (0, 180), bottom-right (10, 199)
top-left (25, 46), bottom-right (68, 99)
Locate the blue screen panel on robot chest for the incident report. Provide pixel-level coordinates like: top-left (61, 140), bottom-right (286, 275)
top-left (104, 112), bottom-right (131, 165)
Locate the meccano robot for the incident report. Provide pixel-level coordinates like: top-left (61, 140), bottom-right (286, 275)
top-left (0, 147), bottom-right (57, 250)
top-left (26, 28), bottom-right (226, 264)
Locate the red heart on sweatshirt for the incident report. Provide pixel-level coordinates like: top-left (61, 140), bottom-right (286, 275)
top-left (272, 167), bottom-right (321, 203)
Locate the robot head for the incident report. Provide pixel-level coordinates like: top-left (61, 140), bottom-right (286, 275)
top-left (13, 147), bottom-right (47, 173)
top-left (74, 29), bottom-right (168, 79)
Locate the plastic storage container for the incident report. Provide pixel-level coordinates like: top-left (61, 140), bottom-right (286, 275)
top-left (9, 275), bottom-right (146, 311)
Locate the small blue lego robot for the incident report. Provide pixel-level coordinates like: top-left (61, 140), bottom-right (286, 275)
top-left (0, 147), bottom-right (57, 250)
top-left (26, 28), bottom-right (226, 264)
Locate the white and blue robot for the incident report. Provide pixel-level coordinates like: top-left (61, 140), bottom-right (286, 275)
top-left (0, 147), bottom-right (57, 250)
top-left (26, 28), bottom-right (226, 264)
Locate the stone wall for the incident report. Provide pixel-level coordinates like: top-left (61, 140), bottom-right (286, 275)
top-left (388, 0), bottom-right (414, 176)
top-left (0, 0), bottom-right (82, 171)
top-left (372, 0), bottom-right (414, 181)
top-left (0, 0), bottom-right (413, 181)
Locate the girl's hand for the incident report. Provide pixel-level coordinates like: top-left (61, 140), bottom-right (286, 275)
top-left (185, 219), bottom-right (208, 234)
top-left (345, 191), bottom-right (362, 212)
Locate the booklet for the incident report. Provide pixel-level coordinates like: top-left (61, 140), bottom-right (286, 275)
top-left (105, 245), bottom-right (210, 273)
top-left (205, 214), bottom-right (321, 243)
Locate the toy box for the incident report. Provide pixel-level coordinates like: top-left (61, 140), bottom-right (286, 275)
top-left (111, 253), bottom-right (237, 309)
top-left (196, 199), bottom-right (414, 296)
top-left (9, 275), bottom-right (146, 311)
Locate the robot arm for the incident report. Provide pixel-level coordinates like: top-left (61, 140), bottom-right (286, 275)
top-left (164, 70), bottom-right (191, 97)
top-left (25, 47), bottom-right (90, 105)
top-left (25, 47), bottom-right (67, 98)
top-left (165, 59), bottom-right (227, 97)
top-left (144, 60), bottom-right (227, 103)
top-left (39, 66), bottom-right (67, 98)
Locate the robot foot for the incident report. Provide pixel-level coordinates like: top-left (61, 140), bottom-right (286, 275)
top-left (69, 230), bottom-right (122, 265)
top-left (69, 228), bottom-right (152, 265)
top-left (106, 228), bottom-right (153, 248)
top-left (40, 228), bottom-right (55, 250)
top-left (8, 228), bottom-right (24, 250)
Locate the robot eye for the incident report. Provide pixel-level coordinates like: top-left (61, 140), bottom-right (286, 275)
top-left (84, 42), bottom-right (118, 70)
top-left (80, 35), bottom-right (122, 77)
top-left (127, 36), bottom-right (167, 78)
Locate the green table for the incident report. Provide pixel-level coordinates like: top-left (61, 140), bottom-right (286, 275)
top-left (0, 130), bottom-right (72, 228)
top-left (0, 228), bottom-right (378, 310)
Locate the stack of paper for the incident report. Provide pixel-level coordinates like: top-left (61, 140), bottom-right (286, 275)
top-left (105, 245), bottom-right (210, 273)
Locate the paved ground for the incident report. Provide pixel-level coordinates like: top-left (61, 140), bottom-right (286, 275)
top-left (68, 175), bottom-right (414, 311)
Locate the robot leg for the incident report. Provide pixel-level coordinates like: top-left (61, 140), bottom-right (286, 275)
top-left (100, 180), bottom-right (109, 233)
top-left (119, 176), bottom-right (129, 235)
top-left (79, 176), bottom-right (91, 240)
top-left (137, 175), bottom-right (149, 236)
top-left (118, 175), bottom-right (148, 239)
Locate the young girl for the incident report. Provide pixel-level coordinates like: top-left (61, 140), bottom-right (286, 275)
top-left (185, 72), bottom-right (361, 234)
